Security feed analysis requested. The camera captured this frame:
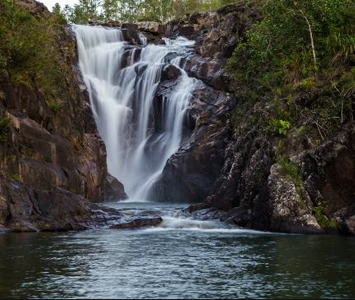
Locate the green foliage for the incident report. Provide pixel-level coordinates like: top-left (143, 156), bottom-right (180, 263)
top-left (227, 0), bottom-right (355, 142)
top-left (313, 203), bottom-right (338, 229)
top-left (294, 125), bottom-right (309, 136)
top-left (47, 99), bottom-right (64, 114)
top-left (0, 90), bottom-right (5, 100)
top-left (0, 0), bottom-right (71, 107)
top-left (52, 3), bottom-right (66, 22)
top-left (268, 119), bottom-right (290, 136)
top-left (276, 155), bottom-right (302, 188)
top-left (228, 0), bottom-right (355, 87)
top-left (61, 0), bottom-right (242, 24)
top-left (11, 174), bottom-right (21, 181)
top-left (63, 0), bottom-right (102, 24)
top-left (0, 117), bottom-right (11, 144)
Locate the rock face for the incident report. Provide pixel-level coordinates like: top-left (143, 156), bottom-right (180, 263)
top-left (151, 3), bottom-right (261, 202)
top-left (158, 2), bottom-right (355, 236)
top-left (201, 122), bottom-right (355, 236)
top-left (137, 21), bottom-right (166, 35)
top-left (165, 2), bottom-right (262, 92)
top-left (0, 0), bottom-right (129, 232)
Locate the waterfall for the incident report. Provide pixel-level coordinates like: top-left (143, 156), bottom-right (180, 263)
top-left (73, 25), bottom-right (197, 201)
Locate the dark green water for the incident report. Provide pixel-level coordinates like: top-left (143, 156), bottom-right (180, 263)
top-left (0, 202), bottom-right (354, 299)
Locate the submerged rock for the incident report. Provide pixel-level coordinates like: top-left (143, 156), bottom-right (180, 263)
top-left (110, 215), bottom-right (163, 230)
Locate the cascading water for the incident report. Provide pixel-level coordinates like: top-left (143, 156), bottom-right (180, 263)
top-left (73, 25), bottom-right (197, 200)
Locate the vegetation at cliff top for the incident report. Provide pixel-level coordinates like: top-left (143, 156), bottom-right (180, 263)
top-left (55, 0), bottom-right (240, 24)
top-left (0, 0), bottom-right (72, 110)
top-left (0, 116), bottom-right (11, 144)
top-left (228, 0), bottom-right (355, 140)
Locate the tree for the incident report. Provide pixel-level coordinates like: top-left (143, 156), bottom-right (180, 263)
top-left (63, 0), bottom-right (102, 23)
top-left (102, 0), bottom-right (120, 20)
top-left (62, 0), bottom-right (242, 24)
top-left (52, 3), bottom-right (66, 22)
top-left (228, 0), bottom-right (355, 87)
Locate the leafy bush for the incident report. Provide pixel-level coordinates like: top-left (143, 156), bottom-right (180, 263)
top-left (313, 203), bottom-right (338, 229)
top-left (47, 99), bottom-right (65, 114)
top-left (268, 119), bottom-right (291, 136)
top-left (0, 0), bottom-right (72, 103)
top-left (0, 117), bottom-right (11, 144)
top-left (277, 155), bottom-right (302, 187)
top-left (228, 0), bottom-right (355, 87)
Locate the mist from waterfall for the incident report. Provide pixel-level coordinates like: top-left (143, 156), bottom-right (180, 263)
top-left (73, 25), bottom-right (197, 200)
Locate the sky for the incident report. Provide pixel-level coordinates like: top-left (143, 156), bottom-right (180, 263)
top-left (38, 0), bottom-right (79, 11)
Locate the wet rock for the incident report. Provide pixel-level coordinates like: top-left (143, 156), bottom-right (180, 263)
top-left (161, 64), bottom-right (182, 81)
top-left (110, 215), bottom-right (163, 230)
top-left (190, 207), bottom-right (224, 220)
top-left (0, 176), bottom-right (158, 232)
top-left (221, 207), bottom-right (251, 227)
top-left (182, 55), bottom-right (231, 91)
top-left (166, 1), bottom-right (262, 61)
top-left (187, 202), bottom-right (210, 213)
top-left (342, 216), bottom-right (355, 235)
top-left (137, 22), bottom-right (166, 35)
top-left (105, 175), bottom-right (128, 201)
top-left (0, 178), bottom-right (92, 232)
top-left (152, 122), bottom-right (230, 203)
top-left (196, 104), bottom-right (355, 235)
top-left (121, 24), bottom-right (141, 44)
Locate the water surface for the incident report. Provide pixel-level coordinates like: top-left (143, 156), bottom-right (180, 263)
top-left (0, 202), bottom-right (354, 299)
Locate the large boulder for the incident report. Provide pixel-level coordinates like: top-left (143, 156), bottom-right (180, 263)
top-left (268, 164), bottom-right (323, 234)
top-left (105, 175), bottom-right (128, 201)
top-left (137, 22), bottom-right (166, 35)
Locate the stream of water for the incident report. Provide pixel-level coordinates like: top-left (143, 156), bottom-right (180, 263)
top-left (1, 201), bottom-right (355, 299)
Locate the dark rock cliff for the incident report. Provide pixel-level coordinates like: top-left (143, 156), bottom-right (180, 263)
top-left (155, 2), bottom-right (355, 236)
top-left (152, 2), bottom-right (261, 203)
top-left (0, 0), bottom-right (128, 232)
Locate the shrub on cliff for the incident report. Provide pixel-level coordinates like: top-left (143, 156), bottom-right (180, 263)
top-left (0, 117), bottom-right (11, 144)
top-left (0, 0), bottom-right (72, 110)
top-left (228, 0), bottom-right (355, 86)
top-left (227, 0), bottom-right (355, 139)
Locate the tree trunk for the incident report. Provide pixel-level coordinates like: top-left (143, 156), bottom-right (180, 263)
top-left (300, 9), bottom-right (317, 69)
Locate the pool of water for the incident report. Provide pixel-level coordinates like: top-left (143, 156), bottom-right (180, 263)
top-left (0, 202), bottom-right (354, 299)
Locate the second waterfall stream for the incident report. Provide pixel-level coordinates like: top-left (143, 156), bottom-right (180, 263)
top-left (73, 25), bottom-right (197, 200)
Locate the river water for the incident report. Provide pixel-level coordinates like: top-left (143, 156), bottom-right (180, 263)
top-left (0, 202), bottom-right (355, 299)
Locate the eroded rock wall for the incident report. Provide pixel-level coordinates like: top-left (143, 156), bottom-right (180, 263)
top-left (162, 2), bottom-right (355, 236)
top-left (0, 1), bottom-right (125, 232)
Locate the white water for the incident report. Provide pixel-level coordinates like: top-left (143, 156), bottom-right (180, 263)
top-left (73, 25), bottom-right (197, 200)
